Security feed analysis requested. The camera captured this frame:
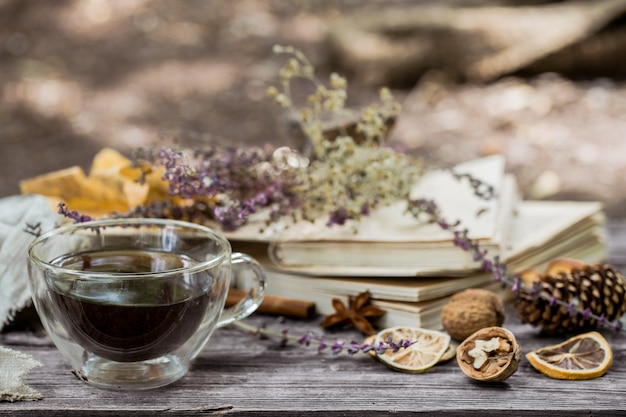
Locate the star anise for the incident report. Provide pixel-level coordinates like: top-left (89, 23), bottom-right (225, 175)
top-left (320, 290), bottom-right (386, 335)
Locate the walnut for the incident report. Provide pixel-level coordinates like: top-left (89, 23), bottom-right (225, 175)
top-left (440, 288), bottom-right (505, 342)
top-left (456, 326), bottom-right (521, 382)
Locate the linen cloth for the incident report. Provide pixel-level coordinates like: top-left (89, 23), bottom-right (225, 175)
top-left (0, 194), bottom-right (58, 330)
top-left (0, 194), bottom-right (59, 401)
top-left (0, 346), bottom-right (43, 401)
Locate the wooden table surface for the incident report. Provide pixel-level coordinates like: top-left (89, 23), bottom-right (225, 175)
top-left (2, 219), bottom-right (626, 417)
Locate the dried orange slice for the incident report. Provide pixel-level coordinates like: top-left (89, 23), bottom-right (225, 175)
top-left (373, 326), bottom-right (451, 373)
top-left (526, 331), bottom-right (613, 380)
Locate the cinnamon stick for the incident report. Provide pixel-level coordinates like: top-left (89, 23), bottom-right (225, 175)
top-left (226, 288), bottom-right (316, 320)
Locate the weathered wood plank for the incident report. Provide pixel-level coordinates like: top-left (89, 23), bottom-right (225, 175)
top-left (1, 220), bottom-right (626, 416)
top-left (2, 310), bottom-right (626, 417)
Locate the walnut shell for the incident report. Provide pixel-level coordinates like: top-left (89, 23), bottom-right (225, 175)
top-left (441, 288), bottom-right (505, 342)
top-left (456, 326), bottom-right (521, 382)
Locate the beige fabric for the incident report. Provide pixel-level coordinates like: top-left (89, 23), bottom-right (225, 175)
top-left (0, 195), bottom-right (56, 401)
top-left (0, 194), bottom-right (58, 330)
top-left (0, 346), bottom-right (43, 401)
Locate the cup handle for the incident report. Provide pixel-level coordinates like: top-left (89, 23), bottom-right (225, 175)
top-left (216, 252), bottom-right (267, 328)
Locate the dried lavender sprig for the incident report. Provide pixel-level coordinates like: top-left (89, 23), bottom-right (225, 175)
top-left (231, 320), bottom-right (415, 355)
top-left (413, 198), bottom-right (625, 333)
top-left (58, 202), bottom-right (93, 223)
top-left (155, 144), bottom-right (303, 229)
top-left (450, 171), bottom-right (496, 201)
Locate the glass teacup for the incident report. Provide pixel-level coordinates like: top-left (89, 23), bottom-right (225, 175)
top-left (27, 218), bottom-right (266, 390)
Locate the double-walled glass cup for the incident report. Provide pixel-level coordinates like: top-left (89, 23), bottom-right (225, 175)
top-left (27, 218), bottom-right (266, 390)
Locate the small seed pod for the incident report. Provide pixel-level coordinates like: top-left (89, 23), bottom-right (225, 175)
top-left (456, 326), bottom-right (521, 383)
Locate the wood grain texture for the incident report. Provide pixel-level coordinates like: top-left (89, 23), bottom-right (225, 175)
top-left (1, 222), bottom-right (626, 416)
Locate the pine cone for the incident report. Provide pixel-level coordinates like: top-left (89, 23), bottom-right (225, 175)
top-left (515, 263), bottom-right (626, 335)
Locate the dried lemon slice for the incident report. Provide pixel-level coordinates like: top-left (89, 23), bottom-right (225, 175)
top-left (374, 326), bottom-right (451, 373)
top-left (526, 331), bottom-right (613, 380)
top-left (439, 341), bottom-right (457, 363)
top-left (364, 334), bottom-right (456, 364)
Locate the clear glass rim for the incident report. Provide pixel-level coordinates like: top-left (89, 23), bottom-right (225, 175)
top-left (28, 218), bottom-right (231, 280)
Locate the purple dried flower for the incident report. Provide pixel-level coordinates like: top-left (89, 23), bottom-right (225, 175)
top-left (385, 336), bottom-right (402, 353)
top-left (529, 281), bottom-right (541, 298)
top-left (437, 220), bottom-right (450, 230)
top-left (375, 342), bottom-right (388, 355)
top-left (331, 341), bottom-right (345, 355)
top-left (401, 340), bottom-right (416, 349)
top-left (482, 258), bottom-right (493, 272)
top-left (452, 230), bottom-right (470, 251)
top-left (57, 202), bottom-right (93, 223)
top-left (317, 338), bottom-right (328, 353)
top-left (510, 277), bottom-right (518, 293)
top-left (347, 341), bottom-right (361, 355)
top-left (493, 264), bottom-right (504, 283)
top-left (360, 343), bottom-right (374, 353)
top-left (549, 296), bottom-right (557, 307)
top-left (326, 207), bottom-right (351, 227)
top-left (567, 301), bottom-right (578, 316)
top-left (297, 332), bottom-right (313, 346)
top-left (279, 328), bottom-right (289, 347)
top-left (158, 147), bottom-right (179, 169)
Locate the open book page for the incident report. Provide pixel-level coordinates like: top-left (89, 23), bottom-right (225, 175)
top-left (501, 200), bottom-right (605, 262)
top-left (224, 154), bottom-right (508, 243)
top-left (275, 154), bottom-right (507, 242)
top-left (264, 173), bottom-right (517, 276)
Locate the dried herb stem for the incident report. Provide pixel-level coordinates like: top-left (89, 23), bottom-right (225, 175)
top-left (416, 198), bottom-right (624, 333)
top-left (230, 320), bottom-right (414, 355)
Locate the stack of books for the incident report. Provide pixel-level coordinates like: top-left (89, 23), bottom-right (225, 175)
top-left (227, 155), bottom-right (607, 329)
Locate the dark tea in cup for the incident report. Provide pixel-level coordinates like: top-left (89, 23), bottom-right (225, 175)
top-left (28, 218), bottom-right (266, 390)
top-left (49, 250), bottom-right (212, 362)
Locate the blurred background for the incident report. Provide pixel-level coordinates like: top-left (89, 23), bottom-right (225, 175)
top-left (1, 0), bottom-right (626, 215)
